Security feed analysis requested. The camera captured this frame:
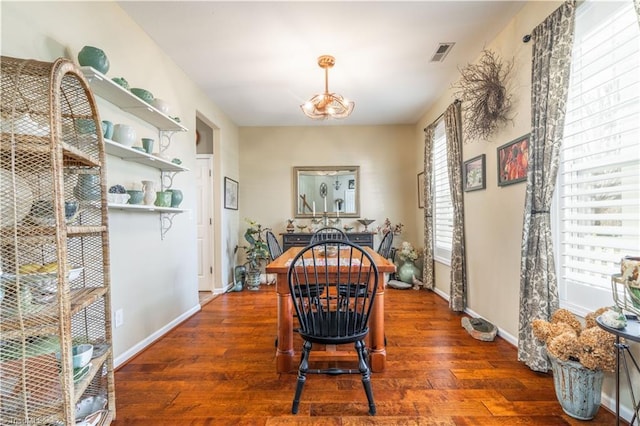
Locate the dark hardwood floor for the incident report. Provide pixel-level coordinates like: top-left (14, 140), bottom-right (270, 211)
top-left (112, 285), bottom-right (619, 425)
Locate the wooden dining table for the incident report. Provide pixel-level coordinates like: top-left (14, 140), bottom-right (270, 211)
top-left (265, 245), bottom-right (396, 373)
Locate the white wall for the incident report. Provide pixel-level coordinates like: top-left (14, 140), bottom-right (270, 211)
top-left (1, 1), bottom-right (240, 365)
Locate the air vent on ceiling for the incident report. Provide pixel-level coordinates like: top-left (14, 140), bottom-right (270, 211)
top-left (430, 42), bottom-right (455, 62)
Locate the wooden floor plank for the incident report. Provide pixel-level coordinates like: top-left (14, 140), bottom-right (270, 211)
top-left (112, 285), bottom-right (621, 424)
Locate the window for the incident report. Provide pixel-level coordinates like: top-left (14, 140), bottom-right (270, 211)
top-left (555, 0), bottom-right (640, 315)
top-left (433, 120), bottom-right (453, 264)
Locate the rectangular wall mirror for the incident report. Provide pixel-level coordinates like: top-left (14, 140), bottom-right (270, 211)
top-left (293, 166), bottom-right (360, 218)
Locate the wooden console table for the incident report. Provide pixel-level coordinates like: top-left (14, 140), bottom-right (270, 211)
top-left (266, 246), bottom-right (395, 373)
top-left (281, 232), bottom-right (374, 250)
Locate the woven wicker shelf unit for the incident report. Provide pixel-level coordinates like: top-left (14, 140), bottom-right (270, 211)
top-left (0, 56), bottom-right (115, 425)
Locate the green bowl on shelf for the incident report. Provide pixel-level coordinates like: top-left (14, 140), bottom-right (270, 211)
top-left (130, 88), bottom-right (154, 103)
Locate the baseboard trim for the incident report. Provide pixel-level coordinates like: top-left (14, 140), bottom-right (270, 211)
top-left (114, 304), bottom-right (201, 369)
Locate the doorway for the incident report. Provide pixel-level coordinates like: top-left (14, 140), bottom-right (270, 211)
top-left (195, 115), bottom-right (215, 295)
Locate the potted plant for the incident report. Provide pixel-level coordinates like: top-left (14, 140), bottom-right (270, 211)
top-left (239, 218), bottom-right (270, 291)
top-left (532, 307), bottom-right (618, 420)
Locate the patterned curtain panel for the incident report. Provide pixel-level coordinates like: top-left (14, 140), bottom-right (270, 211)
top-left (422, 125), bottom-right (435, 290)
top-left (517, 0), bottom-right (576, 372)
top-left (635, 0), bottom-right (640, 27)
top-left (444, 102), bottom-right (467, 311)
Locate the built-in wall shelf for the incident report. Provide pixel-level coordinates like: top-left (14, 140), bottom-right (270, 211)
top-left (80, 66), bottom-right (187, 132)
top-left (107, 203), bottom-right (186, 214)
top-left (104, 139), bottom-right (188, 172)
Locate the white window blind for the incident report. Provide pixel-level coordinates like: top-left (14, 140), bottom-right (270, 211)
top-left (555, 0), bottom-right (640, 315)
top-left (433, 120), bottom-right (453, 264)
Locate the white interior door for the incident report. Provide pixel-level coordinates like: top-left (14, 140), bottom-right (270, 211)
top-left (196, 155), bottom-right (214, 291)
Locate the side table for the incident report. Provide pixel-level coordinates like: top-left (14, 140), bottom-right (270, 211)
top-left (596, 316), bottom-right (640, 426)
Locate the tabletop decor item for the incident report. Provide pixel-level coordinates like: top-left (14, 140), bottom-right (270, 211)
top-left (396, 241), bottom-right (420, 284)
top-left (141, 180), bottom-right (156, 205)
top-left (74, 173), bottom-right (101, 201)
top-left (111, 77), bottom-right (129, 89)
top-left (286, 219), bottom-right (295, 233)
top-left (239, 218), bottom-right (270, 291)
top-left (379, 218), bottom-right (404, 236)
top-left (126, 190), bottom-right (143, 205)
top-left (167, 189), bottom-right (183, 208)
top-left (141, 138), bottom-right (154, 154)
top-left (77, 46), bottom-right (110, 74)
top-left (112, 124), bottom-right (136, 147)
top-left (130, 88), bottom-right (154, 103)
top-left (151, 98), bottom-right (170, 115)
top-left (357, 218), bottom-right (375, 232)
top-left (101, 120), bottom-right (113, 139)
top-left (154, 191), bottom-right (172, 208)
top-left (533, 308), bottom-right (617, 420)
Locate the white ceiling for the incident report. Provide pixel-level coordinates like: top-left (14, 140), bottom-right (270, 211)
top-left (118, 1), bottom-right (526, 127)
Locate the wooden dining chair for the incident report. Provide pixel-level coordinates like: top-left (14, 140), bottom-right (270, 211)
top-left (287, 240), bottom-right (379, 415)
top-left (309, 226), bottom-right (348, 244)
top-left (265, 230), bottom-right (283, 260)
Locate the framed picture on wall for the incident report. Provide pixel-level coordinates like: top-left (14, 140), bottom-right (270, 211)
top-left (463, 154), bottom-right (486, 192)
top-left (497, 134), bottom-right (530, 186)
top-left (224, 177), bottom-right (238, 210)
top-left (417, 172), bottom-right (425, 209)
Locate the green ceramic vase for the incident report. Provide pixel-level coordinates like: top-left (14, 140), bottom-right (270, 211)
top-left (78, 46), bottom-right (110, 75)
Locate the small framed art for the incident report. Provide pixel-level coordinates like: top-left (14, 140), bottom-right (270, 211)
top-left (463, 154), bottom-right (486, 192)
top-left (224, 177), bottom-right (238, 210)
top-left (497, 134), bottom-right (529, 186)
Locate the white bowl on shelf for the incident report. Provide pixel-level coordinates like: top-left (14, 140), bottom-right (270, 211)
top-left (112, 124), bottom-right (136, 147)
top-left (107, 193), bottom-right (130, 204)
top-left (151, 98), bottom-right (171, 115)
top-left (71, 344), bottom-right (93, 368)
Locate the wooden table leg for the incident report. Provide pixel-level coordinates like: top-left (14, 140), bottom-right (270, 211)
top-left (276, 272), bottom-right (295, 373)
top-left (369, 273), bottom-right (386, 372)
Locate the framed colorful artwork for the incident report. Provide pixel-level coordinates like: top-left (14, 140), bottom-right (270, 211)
top-left (497, 134), bottom-right (529, 186)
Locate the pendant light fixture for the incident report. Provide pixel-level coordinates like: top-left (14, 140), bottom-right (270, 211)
top-left (300, 55), bottom-right (354, 120)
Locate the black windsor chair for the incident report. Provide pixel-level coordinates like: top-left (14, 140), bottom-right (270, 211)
top-left (309, 226), bottom-right (348, 244)
top-left (287, 240), bottom-right (379, 415)
top-left (376, 231), bottom-right (394, 259)
top-left (265, 230), bottom-right (283, 260)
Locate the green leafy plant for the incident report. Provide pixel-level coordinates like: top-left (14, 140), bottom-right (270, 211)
top-left (241, 218), bottom-right (270, 272)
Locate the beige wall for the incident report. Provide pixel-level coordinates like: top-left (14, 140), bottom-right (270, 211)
top-left (239, 125), bottom-right (417, 251)
top-left (1, 1), bottom-right (240, 365)
top-left (414, 0), bottom-right (562, 341)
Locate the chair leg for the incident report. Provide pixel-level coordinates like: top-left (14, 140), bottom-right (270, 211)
top-left (355, 340), bottom-right (376, 415)
top-left (292, 340), bottom-right (312, 414)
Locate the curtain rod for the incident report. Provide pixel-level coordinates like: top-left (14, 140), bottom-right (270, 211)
top-left (423, 99), bottom-right (461, 131)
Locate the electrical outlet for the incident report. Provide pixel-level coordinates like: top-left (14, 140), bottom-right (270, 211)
top-left (114, 309), bottom-right (124, 328)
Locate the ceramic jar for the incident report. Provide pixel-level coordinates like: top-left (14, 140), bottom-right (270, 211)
top-left (101, 121), bottom-right (113, 139)
top-left (112, 124), bottom-right (136, 147)
top-left (154, 191), bottom-right (172, 207)
top-left (126, 190), bottom-right (143, 205)
top-left (77, 46), bottom-right (110, 75)
top-left (141, 181), bottom-right (156, 205)
top-left (74, 174), bottom-right (101, 201)
top-left (167, 189), bottom-right (183, 208)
